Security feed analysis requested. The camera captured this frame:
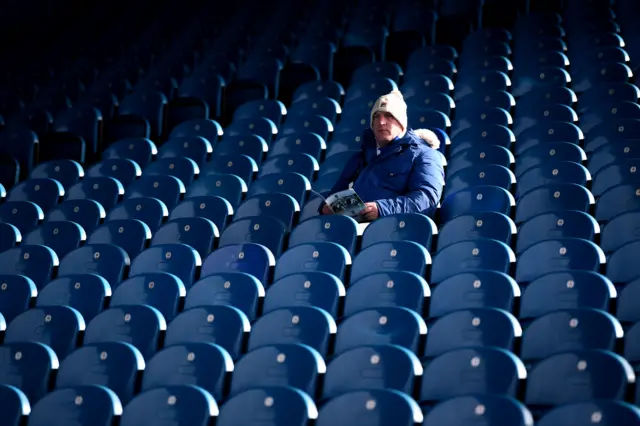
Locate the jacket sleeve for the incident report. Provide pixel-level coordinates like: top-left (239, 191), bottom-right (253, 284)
top-left (316, 151), bottom-right (364, 212)
top-left (374, 149), bottom-right (445, 217)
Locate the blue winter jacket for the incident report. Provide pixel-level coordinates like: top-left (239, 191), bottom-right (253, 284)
top-left (322, 128), bottom-right (446, 218)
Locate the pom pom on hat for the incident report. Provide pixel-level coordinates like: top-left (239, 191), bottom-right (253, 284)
top-left (370, 90), bottom-right (408, 134)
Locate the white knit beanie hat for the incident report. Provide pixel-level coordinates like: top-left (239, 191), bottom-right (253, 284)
top-left (370, 90), bottom-right (408, 135)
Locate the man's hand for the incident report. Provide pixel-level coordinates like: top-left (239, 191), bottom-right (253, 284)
top-left (320, 204), bottom-right (333, 215)
top-left (360, 202), bottom-right (379, 221)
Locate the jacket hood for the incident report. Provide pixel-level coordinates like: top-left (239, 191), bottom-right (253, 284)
top-left (411, 128), bottom-right (441, 150)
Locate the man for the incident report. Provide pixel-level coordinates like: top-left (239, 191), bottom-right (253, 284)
top-left (320, 90), bottom-right (445, 220)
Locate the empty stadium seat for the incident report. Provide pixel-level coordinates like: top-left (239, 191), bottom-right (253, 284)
top-left (350, 241), bottom-right (431, 284)
top-left (316, 389), bottom-right (422, 426)
top-left (165, 306), bottom-right (250, 359)
top-left (217, 387), bottom-right (316, 426)
top-left (36, 274), bottom-right (110, 322)
top-left (119, 386), bottom-right (218, 426)
top-left (54, 341), bottom-right (143, 403)
top-left (230, 343), bottom-right (324, 397)
top-left (420, 347), bottom-right (526, 405)
top-left (0, 341), bottom-right (58, 403)
top-left (322, 344), bottom-right (422, 399)
top-left (185, 272), bottom-right (264, 320)
top-left (141, 342), bottom-right (233, 401)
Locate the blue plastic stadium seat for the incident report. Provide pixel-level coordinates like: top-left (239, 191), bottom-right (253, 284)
top-left (0, 200), bottom-right (44, 236)
top-left (316, 389), bottom-right (422, 426)
top-left (520, 271), bottom-right (615, 320)
top-left (203, 153), bottom-right (257, 186)
top-left (350, 241), bottom-right (431, 284)
top-left (230, 344), bottom-right (324, 397)
top-left (226, 117), bottom-right (278, 143)
top-left (201, 243), bottom-right (275, 286)
top-left (233, 193), bottom-right (300, 230)
top-left (129, 244), bottom-right (201, 289)
top-left (30, 159), bottom-right (84, 189)
top-left (264, 272), bottom-right (345, 318)
top-left (141, 342), bottom-right (233, 401)
top-left (58, 244), bottom-right (129, 289)
top-left (591, 159), bottom-right (640, 197)
top-left (269, 132), bottom-right (326, 161)
top-left (525, 350), bottom-right (633, 408)
top-left (87, 219), bottom-right (151, 259)
top-left (607, 240), bottom-right (640, 286)
top-left (516, 238), bottom-right (606, 284)
top-left (158, 136), bottom-right (213, 166)
top-left (259, 153), bottom-right (319, 181)
top-left (449, 125), bottom-right (515, 157)
top-left (106, 197), bottom-right (168, 232)
top-left (445, 164), bottom-right (515, 197)
top-left (169, 119), bottom-right (223, 148)
top-left (7, 178), bottom-right (65, 213)
top-left (0, 222), bottom-right (21, 253)
top-left (46, 199), bottom-right (105, 234)
top-left (165, 305), bottom-right (250, 359)
top-left (219, 216), bottom-right (288, 259)
top-left (66, 176), bottom-right (124, 212)
top-left (36, 274), bottom-right (110, 322)
top-left (23, 220), bottom-right (85, 260)
top-left (515, 183), bottom-right (595, 224)
top-left (424, 308), bottom-right (521, 357)
top-left (274, 242), bottom-right (351, 282)
top-left (186, 174), bottom-right (247, 209)
top-left (0, 341), bottom-right (58, 403)
top-left (360, 213), bottom-right (437, 251)
top-left (288, 215), bottom-right (360, 255)
top-left (248, 306), bottom-right (336, 357)
top-left (521, 308), bottom-right (622, 363)
top-left (323, 344), bottom-right (421, 399)
top-left (111, 272), bottom-right (185, 322)
top-left (0, 245), bottom-right (58, 290)
top-left (437, 211), bottom-right (516, 251)
top-left (344, 270), bottom-right (429, 316)
top-left (288, 97), bottom-right (341, 124)
top-left (27, 385), bottom-right (122, 426)
top-left (233, 99), bottom-right (287, 126)
top-left (0, 274), bottom-right (37, 323)
top-left (516, 210), bottom-right (600, 254)
top-left (126, 174), bottom-right (185, 211)
top-left (151, 217), bottom-right (219, 259)
top-left (516, 142), bottom-right (587, 178)
top-left (513, 103), bottom-right (577, 136)
top-left (516, 161), bottom-right (592, 196)
top-left (617, 277), bottom-right (640, 323)
top-left (447, 145), bottom-right (515, 180)
top-left (169, 196), bottom-right (233, 232)
top-left (0, 384), bottom-right (30, 426)
top-left (423, 395), bottom-right (533, 426)
top-left (184, 272), bottom-right (264, 320)
top-left (246, 172), bottom-right (311, 206)
top-left (84, 305), bottom-right (166, 360)
top-left (85, 158), bottom-right (140, 189)
top-left (103, 137), bottom-right (157, 168)
top-left (420, 347), bottom-right (526, 405)
top-left (4, 306), bottom-right (84, 359)
top-left (537, 400), bottom-right (640, 426)
top-left (292, 80), bottom-right (344, 104)
top-left (595, 183), bottom-right (640, 223)
top-left (431, 238), bottom-right (515, 284)
top-left (143, 156), bottom-right (200, 187)
top-left (217, 387), bottom-right (316, 426)
top-left (440, 186), bottom-right (515, 224)
top-left (119, 386), bottom-right (217, 426)
top-left (214, 134), bottom-right (268, 164)
top-left (335, 306), bottom-right (427, 355)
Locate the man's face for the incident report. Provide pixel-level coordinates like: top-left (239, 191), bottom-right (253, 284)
top-left (372, 111), bottom-right (404, 144)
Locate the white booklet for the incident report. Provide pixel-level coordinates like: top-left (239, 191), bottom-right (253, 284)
top-left (324, 188), bottom-right (367, 221)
